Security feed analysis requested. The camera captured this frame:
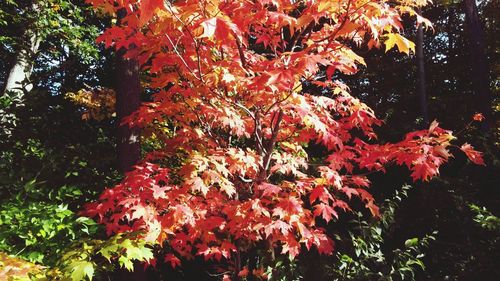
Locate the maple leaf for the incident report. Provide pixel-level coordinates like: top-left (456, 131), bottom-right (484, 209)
top-left (187, 176), bottom-right (209, 196)
top-left (220, 241), bottom-right (237, 259)
top-left (199, 17), bottom-right (241, 42)
top-left (257, 182), bottom-right (281, 197)
top-left (140, 0), bottom-right (163, 23)
top-left (238, 266), bottom-right (249, 277)
top-left (460, 143), bottom-right (485, 165)
top-left (252, 268), bottom-right (268, 280)
top-left (429, 120), bottom-right (439, 133)
top-left (129, 204), bottom-right (148, 220)
top-left (313, 231), bottom-right (335, 255)
top-left (341, 187), bottom-right (359, 200)
top-left (151, 185), bottom-right (169, 199)
top-left (309, 186), bottom-right (332, 203)
top-left (411, 162), bottom-right (436, 181)
top-left (472, 113), bottom-right (485, 121)
top-left (281, 238), bottom-right (301, 259)
top-left (365, 200), bottom-right (380, 218)
top-left (313, 203), bottom-right (337, 222)
top-left (384, 33), bottom-right (415, 55)
top-left (197, 245), bottom-right (224, 261)
top-left (164, 254), bottom-right (181, 268)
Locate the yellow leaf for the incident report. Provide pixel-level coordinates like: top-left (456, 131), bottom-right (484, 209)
top-left (318, 1), bottom-right (336, 12)
top-left (384, 33), bottom-right (415, 55)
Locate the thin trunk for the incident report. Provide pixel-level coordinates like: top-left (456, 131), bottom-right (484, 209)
top-left (3, 3), bottom-right (40, 97)
top-left (447, 8), bottom-right (454, 61)
top-left (463, 0), bottom-right (491, 131)
top-left (416, 16), bottom-right (429, 127)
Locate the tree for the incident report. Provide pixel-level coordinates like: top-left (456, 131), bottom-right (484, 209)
top-left (463, 0), bottom-right (492, 130)
top-left (115, 8), bottom-right (142, 173)
top-left (3, 1), bottom-right (40, 96)
top-left (416, 8), bottom-right (429, 127)
top-left (84, 0), bottom-right (484, 279)
top-left (1, 0), bottom-right (100, 138)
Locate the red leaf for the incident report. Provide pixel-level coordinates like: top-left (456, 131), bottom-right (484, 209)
top-left (460, 143), bottom-right (485, 165)
top-left (309, 186), bottom-right (332, 203)
top-left (472, 113), bottom-right (485, 121)
top-left (238, 267), bottom-right (249, 277)
top-left (164, 254), bottom-right (181, 268)
top-left (313, 203), bottom-right (337, 222)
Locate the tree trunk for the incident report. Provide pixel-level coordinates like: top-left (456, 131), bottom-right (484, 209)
top-left (3, 3), bottom-right (40, 96)
top-left (115, 50), bottom-right (141, 173)
top-left (1, 2), bottom-right (40, 138)
top-left (112, 9), bottom-right (145, 281)
top-left (463, 0), bottom-right (491, 131)
top-left (416, 13), bottom-right (429, 127)
top-left (114, 7), bottom-right (142, 174)
top-left (447, 7), bottom-right (454, 62)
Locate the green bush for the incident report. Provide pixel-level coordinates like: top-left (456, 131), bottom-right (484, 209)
top-left (0, 192), bottom-right (99, 265)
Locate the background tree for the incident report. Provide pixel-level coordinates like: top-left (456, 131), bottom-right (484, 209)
top-left (114, 8), bottom-right (142, 174)
top-left (416, 9), bottom-right (429, 127)
top-left (463, 0), bottom-right (492, 130)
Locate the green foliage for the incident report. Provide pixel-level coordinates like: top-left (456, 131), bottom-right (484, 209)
top-left (265, 258), bottom-right (302, 281)
top-left (0, 233), bottom-right (153, 281)
top-left (54, 233), bottom-right (154, 281)
top-left (0, 90), bottom-right (23, 138)
top-left (469, 204), bottom-right (500, 232)
top-left (0, 0), bottom-right (99, 60)
top-left (328, 185), bottom-right (436, 281)
top-left (259, 185), bottom-right (436, 281)
top-left (0, 188), bottom-right (99, 265)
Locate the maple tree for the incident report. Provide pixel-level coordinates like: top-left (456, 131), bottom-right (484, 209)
top-left (83, 0), bottom-right (485, 277)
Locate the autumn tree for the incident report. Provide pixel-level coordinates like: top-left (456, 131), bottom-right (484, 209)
top-left (85, 0), bottom-right (484, 279)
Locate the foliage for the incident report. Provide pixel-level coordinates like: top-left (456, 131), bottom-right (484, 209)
top-left (256, 185), bottom-right (437, 281)
top-left (469, 204), bottom-right (500, 232)
top-left (0, 88), bottom-right (119, 201)
top-left (328, 185), bottom-right (436, 281)
top-left (84, 0), bottom-right (484, 278)
top-left (0, 0), bottom-right (496, 280)
top-left (0, 252), bottom-right (46, 281)
top-left (0, 0), bottom-right (101, 93)
top-left (66, 87), bottom-right (116, 121)
top-left (51, 233), bottom-right (154, 281)
top-left (0, 184), bottom-right (99, 265)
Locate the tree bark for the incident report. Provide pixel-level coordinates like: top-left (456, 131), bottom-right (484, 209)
top-left (1, 2), bottom-right (40, 138)
top-left (114, 8), bottom-right (142, 174)
top-left (416, 14), bottom-right (429, 127)
top-left (463, 0), bottom-right (491, 130)
top-left (115, 50), bottom-right (141, 173)
top-left (3, 3), bottom-right (40, 96)
top-left (112, 9), bottom-right (145, 281)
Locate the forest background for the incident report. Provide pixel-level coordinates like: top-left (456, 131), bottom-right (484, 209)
top-left (0, 0), bottom-right (498, 280)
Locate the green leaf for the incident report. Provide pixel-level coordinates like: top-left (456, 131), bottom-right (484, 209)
top-left (119, 256), bottom-right (134, 271)
top-left (404, 238), bottom-right (419, 248)
top-left (70, 261), bottom-right (94, 281)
